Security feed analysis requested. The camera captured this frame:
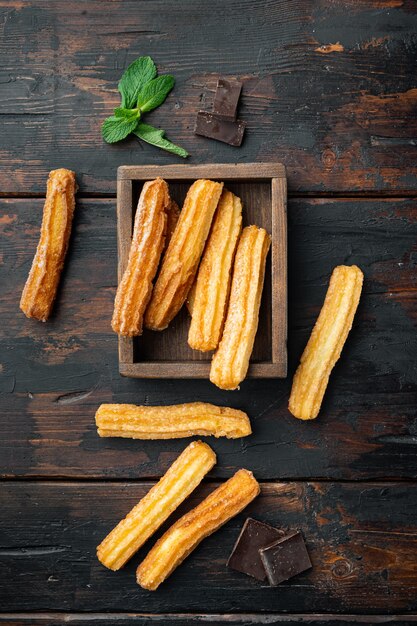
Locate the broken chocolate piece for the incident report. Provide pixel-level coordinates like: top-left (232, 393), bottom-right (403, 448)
top-left (213, 78), bottom-right (242, 119)
top-left (259, 531), bottom-right (312, 586)
top-left (227, 518), bottom-right (285, 581)
top-left (195, 112), bottom-right (246, 146)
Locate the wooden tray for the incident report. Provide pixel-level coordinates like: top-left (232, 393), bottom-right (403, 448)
top-left (116, 163), bottom-right (287, 379)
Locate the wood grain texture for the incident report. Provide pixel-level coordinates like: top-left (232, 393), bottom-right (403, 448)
top-left (119, 164), bottom-right (286, 180)
top-left (0, 1), bottom-right (416, 194)
top-left (116, 178), bottom-right (134, 363)
top-left (1, 481), bottom-right (417, 612)
top-left (2, 615), bottom-right (417, 625)
top-left (271, 176), bottom-right (287, 368)
top-left (1, 196), bottom-right (416, 480)
top-left (117, 164), bottom-right (287, 378)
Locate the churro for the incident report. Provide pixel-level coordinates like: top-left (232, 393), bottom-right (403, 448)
top-left (188, 189), bottom-right (242, 351)
top-left (20, 168), bottom-right (76, 321)
top-left (95, 402), bottom-right (251, 440)
top-left (210, 226), bottom-right (271, 390)
top-left (137, 468), bottom-right (260, 590)
top-left (289, 265), bottom-right (363, 420)
top-left (97, 440), bottom-right (216, 571)
top-left (112, 178), bottom-right (170, 336)
top-left (144, 179), bottom-right (223, 330)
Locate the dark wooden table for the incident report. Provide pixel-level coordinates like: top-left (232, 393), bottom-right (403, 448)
top-left (1, 1), bottom-right (417, 624)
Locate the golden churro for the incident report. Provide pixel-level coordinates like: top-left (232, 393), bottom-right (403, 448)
top-left (137, 468), bottom-right (260, 590)
top-left (20, 168), bottom-right (76, 321)
top-left (188, 189), bottom-right (242, 351)
top-left (210, 226), bottom-right (271, 390)
top-left (97, 440), bottom-right (216, 571)
top-left (112, 178), bottom-right (170, 336)
top-left (144, 179), bottom-right (223, 331)
top-left (289, 265), bottom-right (363, 420)
top-left (95, 402), bottom-right (251, 440)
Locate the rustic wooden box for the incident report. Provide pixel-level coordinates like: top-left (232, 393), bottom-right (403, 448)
top-left (117, 163), bottom-right (287, 379)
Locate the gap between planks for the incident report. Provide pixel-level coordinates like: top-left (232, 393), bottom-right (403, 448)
top-left (1, 477), bottom-right (417, 484)
top-left (2, 192), bottom-right (417, 200)
top-left (1, 612), bottom-right (417, 622)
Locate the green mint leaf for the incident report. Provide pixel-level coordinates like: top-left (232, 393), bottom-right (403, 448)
top-left (114, 106), bottom-right (140, 119)
top-left (102, 115), bottom-right (139, 144)
top-left (136, 75), bottom-right (175, 113)
top-left (134, 122), bottom-right (189, 158)
top-left (118, 56), bottom-right (157, 109)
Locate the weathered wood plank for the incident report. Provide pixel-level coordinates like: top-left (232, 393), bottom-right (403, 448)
top-left (0, 1), bottom-right (416, 193)
top-left (2, 614), bottom-right (417, 625)
top-left (1, 481), bottom-right (417, 612)
top-left (118, 164), bottom-right (286, 180)
top-left (1, 197), bottom-right (416, 479)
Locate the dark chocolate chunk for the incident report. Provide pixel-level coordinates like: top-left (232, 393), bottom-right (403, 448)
top-left (227, 518), bottom-right (285, 581)
top-left (259, 531), bottom-right (312, 586)
top-left (213, 78), bottom-right (242, 119)
top-left (195, 111), bottom-right (246, 146)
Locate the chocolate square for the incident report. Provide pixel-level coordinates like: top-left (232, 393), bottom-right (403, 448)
top-left (227, 518), bottom-right (285, 581)
top-left (195, 112), bottom-right (246, 146)
top-left (259, 531), bottom-right (312, 586)
top-left (213, 78), bottom-right (242, 119)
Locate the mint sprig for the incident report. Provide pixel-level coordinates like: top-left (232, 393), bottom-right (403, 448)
top-left (134, 123), bottom-right (189, 158)
top-left (102, 55), bottom-right (188, 158)
top-left (136, 75), bottom-right (175, 112)
top-left (102, 114), bottom-right (139, 144)
top-left (118, 56), bottom-right (157, 109)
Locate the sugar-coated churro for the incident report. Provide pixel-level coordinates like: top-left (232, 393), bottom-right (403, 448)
top-left (95, 402), bottom-right (251, 440)
top-left (137, 468), bottom-right (260, 590)
top-left (210, 226), bottom-right (271, 390)
top-left (20, 168), bottom-right (76, 321)
top-left (112, 178), bottom-right (170, 336)
top-left (97, 440), bottom-right (216, 571)
top-left (144, 179), bottom-right (223, 331)
top-left (289, 264), bottom-right (363, 420)
top-left (188, 189), bottom-right (242, 351)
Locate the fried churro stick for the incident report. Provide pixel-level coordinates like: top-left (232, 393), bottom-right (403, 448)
top-left (95, 402), bottom-right (251, 440)
top-left (20, 169), bottom-right (76, 321)
top-left (97, 441), bottom-right (216, 571)
top-left (112, 178), bottom-right (170, 336)
top-left (210, 226), bottom-right (271, 390)
top-left (144, 179), bottom-right (223, 331)
top-left (289, 265), bottom-right (363, 420)
top-left (186, 189), bottom-right (241, 320)
top-left (137, 468), bottom-right (260, 590)
top-left (188, 190), bottom-right (242, 352)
